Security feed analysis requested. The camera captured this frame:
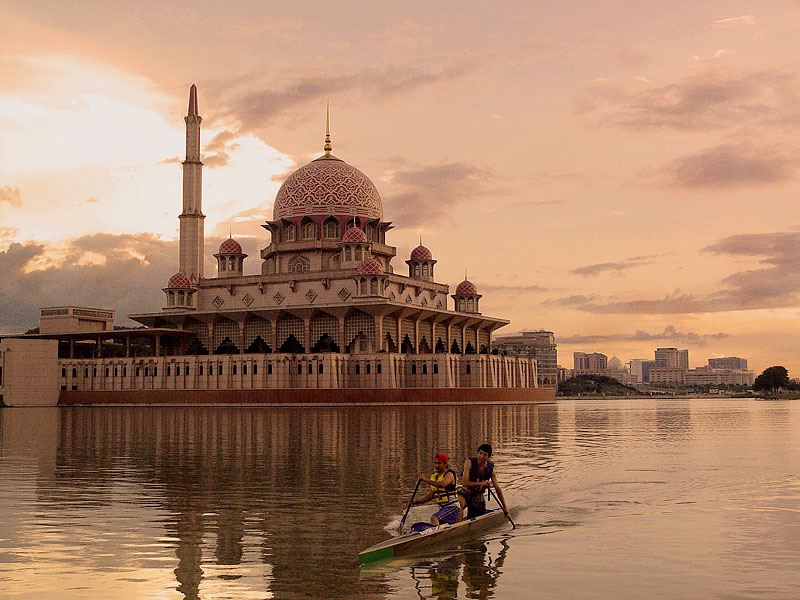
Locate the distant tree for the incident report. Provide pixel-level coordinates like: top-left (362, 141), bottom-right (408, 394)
top-left (24, 327), bottom-right (40, 334)
top-left (753, 366), bottom-right (790, 394)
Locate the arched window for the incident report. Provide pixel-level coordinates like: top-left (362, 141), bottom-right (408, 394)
top-left (318, 363), bottom-right (324, 374)
top-left (370, 277), bottom-right (378, 295)
top-left (209, 364), bottom-right (213, 375)
top-left (324, 220), bottom-right (338, 238)
top-left (377, 363), bottom-right (382, 374)
top-left (253, 363), bottom-right (258, 375)
top-left (84, 368), bottom-right (88, 377)
top-left (176, 365), bottom-right (181, 376)
top-left (72, 367), bottom-right (77, 377)
top-left (297, 364), bottom-right (302, 374)
top-left (114, 367), bottom-right (118, 377)
top-left (365, 225), bottom-right (374, 240)
top-left (135, 367), bottom-right (140, 377)
top-left (307, 363), bottom-right (313, 374)
top-left (61, 368), bottom-right (66, 377)
top-left (288, 255), bottom-right (310, 273)
top-left (355, 247), bottom-right (362, 260)
top-left (166, 365), bottom-right (171, 376)
top-left (345, 247), bottom-right (352, 261)
top-left (220, 260), bottom-right (227, 271)
top-left (242, 363), bottom-right (247, 375)
top-left (422, 363), bottom-right (428, 375)
top-left (285, 223), bottom-right (296, 241)
top-left (303, 222), bottom-right (315, 240)
top-left (422, 263), bottom-right (429, 276)
top-left (433, 363), bottom-right (439, 374)
top-left (414, 264), bottom-right (420, 276)
top-left (355, 363), bottom-right (361, 375)
top-left (466, 364), bottom-right (471, 374)
top-left (232, 364), bottom-right (237, 375)
top-left (229, 257), bottom-right (236, 271)
top-left (411, 363), bottom-right (417, 375)
top-left (198, 364), bottom-right (203, 375)
top-left (366, 363), bottom-right (371, 375)
top-left (468, 298), bottom-right (475, 312)
top-left (268, 363), bottom-right (273, 375)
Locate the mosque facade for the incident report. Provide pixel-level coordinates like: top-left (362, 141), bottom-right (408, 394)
top-left (4, 86), bottom-right (553, 405)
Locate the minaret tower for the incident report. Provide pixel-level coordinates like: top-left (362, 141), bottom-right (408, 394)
top-left (179, 84), bottom-right (205, 282)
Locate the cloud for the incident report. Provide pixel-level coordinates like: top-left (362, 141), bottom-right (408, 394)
top-left (557, 228), bottom-right (800, 314)
top-left (657, 143), bottom-right (799, 189)
top-left (0, 227), bottom-right (17, 239)
top-left (558, 325), bottom-right (729, 346)
top-left (0, 233), bottom-right (176, 332)
top-left (203, 129), bottom-right (241, 168)
top-left (480, 283), bottom-right (549, 294)
top-left (607, 68), bottom-right (798, 131)
top-left (571, 255), bottom-right (655, 277)
top-left (711, 15), bottom-right (757, 29)
top-left (218, 56), bottom-right (483, 131)
top-left (381, 160), bottom-right (508, 226)
top-left (0, 186), bottom-right (23, 207)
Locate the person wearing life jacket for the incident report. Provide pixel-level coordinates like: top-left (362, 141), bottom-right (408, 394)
top-left (458, 443), bottom-right (509, 519)
top-left (412, 453), bottom-right (461, 525)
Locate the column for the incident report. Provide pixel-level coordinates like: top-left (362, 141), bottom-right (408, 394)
top-left (374, 315), bottom-right (383, 352)
top-left (338, 317), bottom-right (346, 352)
top-left (303, 317), bottom-right (311, 353)
top-left (238, 321), bottom-right (246, 354)
top-left (154, 335), bottom-right (161, 357)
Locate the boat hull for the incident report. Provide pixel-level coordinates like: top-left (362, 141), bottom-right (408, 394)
top-left (359, 509), bottom-right (507, 566)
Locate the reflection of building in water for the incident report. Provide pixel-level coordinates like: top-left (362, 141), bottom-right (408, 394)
top-left (2, 85), bottom-right (555, 406)
top-left (22, 405), bottom-right (550, 599)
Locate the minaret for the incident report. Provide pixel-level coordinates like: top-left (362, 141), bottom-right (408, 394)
top-left (179, 84), bottom-right (205, 282)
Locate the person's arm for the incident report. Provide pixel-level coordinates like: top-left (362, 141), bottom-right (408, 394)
top-left (490, 472), bottom-right (509, 515)
top-left (412, 475), bottom-right (434, 505)
top-left (461, 459), bottom-right (487, 490)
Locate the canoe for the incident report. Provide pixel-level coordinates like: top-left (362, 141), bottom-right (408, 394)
top-left (359, 508), bottom-right (508, 566)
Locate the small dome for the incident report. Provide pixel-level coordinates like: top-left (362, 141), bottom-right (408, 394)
top-left (455, 279), bottom-right (478, 295)
top-left (218, 237), bottom-right (243, 254)
top-left (608, 356), bottom-right (623, 370)
top-left (357, 258), bottom-right (384, 275)
top-left (167, 273), bottom-right (192, 289)
top-left (410, 245), bottom-right (433, 261)
top-left (342, 226), bottom-right (368, 243)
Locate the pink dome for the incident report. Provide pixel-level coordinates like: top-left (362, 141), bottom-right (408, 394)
top-left (410, 245), bottom-right (432, 261)
top-left (273, 155), bottom-right (383, 221)
top-left (342, 226), bottom-right (368, 243)
top-left (455, 279), bottom-right (478, 295)
top-left (218, 237), bottom-right (243, 254)
top-left (167, 273), bottom-right (192, 289)
top-left (357, 258), bottom-right (384, 275)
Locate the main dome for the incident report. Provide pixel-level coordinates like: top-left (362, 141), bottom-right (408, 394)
top-left (272, 155), bottom-right (383, 221)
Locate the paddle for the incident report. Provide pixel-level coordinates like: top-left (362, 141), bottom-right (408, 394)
top-left (487, 482), bottom-right (516, 530)
top-left (399, 479), bottom-right (422, 532)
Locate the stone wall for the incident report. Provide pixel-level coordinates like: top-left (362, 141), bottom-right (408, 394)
top-left (0, 338), bottom-right (60, 406)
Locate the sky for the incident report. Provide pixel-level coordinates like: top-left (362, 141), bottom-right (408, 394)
top-left (0, 1), bottom-right (798, 374)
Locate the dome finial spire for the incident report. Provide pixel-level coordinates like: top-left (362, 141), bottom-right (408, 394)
top-left (324, 101), bottom-right (332, 156)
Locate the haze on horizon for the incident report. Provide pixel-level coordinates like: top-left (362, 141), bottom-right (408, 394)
top-left (0, 1), bottom-right (798, 374)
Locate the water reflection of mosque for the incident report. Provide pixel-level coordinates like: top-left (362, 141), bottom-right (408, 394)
top-left (7, 405), bottom-right (556, 599)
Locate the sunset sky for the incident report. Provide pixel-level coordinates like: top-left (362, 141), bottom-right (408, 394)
top-left (1, 1), bottom-right (798, 373)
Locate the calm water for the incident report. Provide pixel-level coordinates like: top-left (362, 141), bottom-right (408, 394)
top-left (0, 400), bottom-right (798, 599)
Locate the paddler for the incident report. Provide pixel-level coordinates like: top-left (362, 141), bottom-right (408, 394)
top-left (458, 443), bottom-right (509, 519)
top-left (411, 453), bottom-right (462, 526)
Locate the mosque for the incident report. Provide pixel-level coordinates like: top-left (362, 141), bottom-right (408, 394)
top-left (0, 86), bottom-right (553, 405)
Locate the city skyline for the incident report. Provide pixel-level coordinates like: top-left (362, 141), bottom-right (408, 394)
top-left (1, 2), bottom-right (799, 374)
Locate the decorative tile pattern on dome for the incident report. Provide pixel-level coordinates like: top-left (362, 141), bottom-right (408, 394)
top-left (212, 296), bottom-right (224, 308)
top-left (168, 273), bottom-right (192, 289)
top-left (455, 280), bottom-right (478, 295)
top-left (241, 293), bottom-right (254, 307)
top-left (273, 291), bottom-right (285, 305)
top-left (357, 258), bottom-right (384, 275)
top-left (342, 226), bottom-right (368, 243)
top-left (219, 238), bottom-right (243, 254)
top-left (410, 245), bottom-right (433, 261)
top-left (272, 157), bottom-right (383, 220)
top-left (305, 289), bottom-right (317, 303)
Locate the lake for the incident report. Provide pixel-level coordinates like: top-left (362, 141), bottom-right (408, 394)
top-left (1, 399), bottom-right (798, 599)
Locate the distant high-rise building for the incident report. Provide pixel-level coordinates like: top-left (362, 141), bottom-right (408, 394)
top-left (628, 359), bottom-right (650, 384)
top-left (655, 347), bottom-right (689, 369)
top-left (573, 352), bottom-right (607, 374)
top-left (708, 357), bottom-right (747, 370)
top-left (494, 330), bottom-right (558, 388)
